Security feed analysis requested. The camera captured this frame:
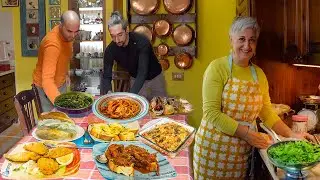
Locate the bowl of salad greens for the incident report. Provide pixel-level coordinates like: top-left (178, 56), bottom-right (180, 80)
top-left (267, 140), bottom-right (320, 172)
top-left (54, 92), bottom-right (94, 117)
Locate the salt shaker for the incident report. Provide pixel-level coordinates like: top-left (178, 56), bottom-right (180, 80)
top-left (291, 115), bottom-right (308, 133)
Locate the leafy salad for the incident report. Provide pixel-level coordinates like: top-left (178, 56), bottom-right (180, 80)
top-left (54, 93), bottom-right (93, 109)
top-left (268, 141), bottom-right (320, 166)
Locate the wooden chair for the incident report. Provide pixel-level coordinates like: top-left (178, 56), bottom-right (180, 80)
top-left (13, 84), bottom-right (43, 135)
top-left (112, 71), bottom-right (130, 92)
top-left (100, 71), bottom-right (131, 94)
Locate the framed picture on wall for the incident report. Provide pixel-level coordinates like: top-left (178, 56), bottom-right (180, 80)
top-left (49, 0), bottom-right (60, 5)
top-left (20, 0), bottom-right (45, 56)
top-left (50, 20), bottom-right (61, 30)
top-left (1, 0), bottom-right (19, 7)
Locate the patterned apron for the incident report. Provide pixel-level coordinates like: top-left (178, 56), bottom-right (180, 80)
top-left (193, 56), bottom-right (263, 179)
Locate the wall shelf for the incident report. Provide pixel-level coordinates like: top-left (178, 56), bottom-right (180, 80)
top-left (79, 7), bottom-right (102, 11)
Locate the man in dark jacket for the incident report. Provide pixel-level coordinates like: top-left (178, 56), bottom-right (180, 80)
top-left (101, 11), bottom-right (167, 100)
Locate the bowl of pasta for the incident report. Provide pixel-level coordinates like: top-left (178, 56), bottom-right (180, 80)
top-left (92, 92), bottom-right (149, 123)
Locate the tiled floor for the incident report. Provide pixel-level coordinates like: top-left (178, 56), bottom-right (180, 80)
top-left (0, 123), bottom-right (23, 156)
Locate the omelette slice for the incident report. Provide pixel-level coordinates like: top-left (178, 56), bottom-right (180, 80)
top-left (4, 151), bottom-right (40, 162)
top-left (24, 142), bottom-right (49, 155)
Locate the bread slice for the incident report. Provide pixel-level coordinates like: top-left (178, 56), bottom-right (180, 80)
top-left (108, 159), bottom-right (134, 177)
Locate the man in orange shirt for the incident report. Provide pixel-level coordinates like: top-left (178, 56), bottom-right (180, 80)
top-left (32, 10), bottom-right (80, 112)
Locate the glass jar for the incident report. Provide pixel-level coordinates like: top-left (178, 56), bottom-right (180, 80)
top-left (292, 115), bottom-right (308, 133)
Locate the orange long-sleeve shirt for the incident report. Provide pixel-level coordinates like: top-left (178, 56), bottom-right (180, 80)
top-left (33, 26), bottom-right (72, 103)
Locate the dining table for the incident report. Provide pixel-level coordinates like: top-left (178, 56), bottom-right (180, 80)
top-left (0, 113), bottom-right (194, 180)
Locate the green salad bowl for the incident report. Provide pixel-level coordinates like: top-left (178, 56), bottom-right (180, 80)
top-left (54, 92), bottom-right (94, 117)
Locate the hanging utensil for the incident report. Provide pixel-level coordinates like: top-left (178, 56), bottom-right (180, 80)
top-left (159, 58), bottom-right (170, 71)
top-left (130, 0), bottom-right (159, 15)
top-left (157, 43), bottom-right (169, 56)
top-left (163, 0), bottom-right (192, 15)
top-left (172, 24), bottom-right (195, 46)
top-left (153, 19), bottom-right (172, 38)
top-left (133, 24), bottom-right (154, 43)
top-left (174, 52), bottom-right (193, 69)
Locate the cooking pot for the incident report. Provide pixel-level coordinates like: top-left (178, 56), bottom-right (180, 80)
top-left (172, 24), bottom-right (194, 46)
top-left (158, 58), bottom-right (170, 71)
top-left (163, 0), bottom-right (192, 15)
top-left (133, 24), bottom-right (154, 42)
top-left (130, 0), bottom-right (159, 15)
top-left (157, 43), bottom-right (169, 56)
top-left (153, 19), bottom-right (172, 38)
top-left (174, 52), bottom-right (193, 69)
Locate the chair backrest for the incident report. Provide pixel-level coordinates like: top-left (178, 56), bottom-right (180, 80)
top-left (13, 85), bottom-right (43, 135)
top-left (112, 71), bottom-right (130, 92)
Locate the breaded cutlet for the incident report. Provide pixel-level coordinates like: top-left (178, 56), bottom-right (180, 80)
top-left (37, 157), bottom-right (59, 175)
top-left (4, 151), bottom-right (40, 162)
top-left (24, 142), bottom-right (49, 155)
top-left (44, 147), bottom-right (73, 158)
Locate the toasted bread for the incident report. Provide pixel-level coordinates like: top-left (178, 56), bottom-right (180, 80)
top-left (108, 159), bottom-right (134, 177)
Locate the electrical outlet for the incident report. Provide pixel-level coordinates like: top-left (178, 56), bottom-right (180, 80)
top-left (172, 72), bottom-right (184, 81)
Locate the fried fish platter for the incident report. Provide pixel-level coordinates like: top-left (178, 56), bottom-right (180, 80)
top-left (2, 141), bottom-right (80, 178)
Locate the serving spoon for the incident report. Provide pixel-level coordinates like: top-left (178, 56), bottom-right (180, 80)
top-left (95, 154), bottom-right (108, 164)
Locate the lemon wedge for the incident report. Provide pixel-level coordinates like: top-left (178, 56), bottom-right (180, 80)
top-left (56, 153), bottom-right (74, 166)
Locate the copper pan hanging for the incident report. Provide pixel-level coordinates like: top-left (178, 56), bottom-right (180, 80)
top-left (130, 0), bottom-right (160, 15)
top-left (153, 19), bottom-right (172, 38)
top-left (159, 58), bottom-right (170, 71)
top-left (172, 24), bottom-right (195, 46)
top-left (174, 52), bottom-right (193, 69)
top-left (163, 0), bottom-right (192, 15)
top-left (133, 24), bottom-right (154, 43)
top-left (157, 43), bottom-right (169, 56)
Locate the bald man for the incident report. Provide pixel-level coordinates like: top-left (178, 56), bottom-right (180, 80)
top-left (32, 10), bottom-right (80, 112)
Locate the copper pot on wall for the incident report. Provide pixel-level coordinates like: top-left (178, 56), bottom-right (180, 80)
top-left (130, 0), bottom-right (160, 15)
top-left (153, 19), bottom-right (172, 38)
top-left (157, 43), bottom-right (169, 56)
top-left (172, 24), bottom-right (195, 46)
top-left (174, 52), bottom-right (193, 69)
top-left (163, 0), bottom-right (192, 15)
top-left (133, 24), bottom-right (154, 43)
top-left (159, 58), bottom-right (170, 71)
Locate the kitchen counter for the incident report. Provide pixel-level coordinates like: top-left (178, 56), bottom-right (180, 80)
top-left (0, 69), bottom-right (14, 76)
top-left (259, 149), bottom-right (320, 179)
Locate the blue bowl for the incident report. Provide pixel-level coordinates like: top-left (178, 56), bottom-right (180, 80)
top-left (92, 92), bottom-right (149, 124)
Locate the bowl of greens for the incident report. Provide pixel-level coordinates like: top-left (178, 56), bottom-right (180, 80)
top-left (54, 92), bottom-right (94, 117)
top-left (267, 140), bottom-right (320, 172)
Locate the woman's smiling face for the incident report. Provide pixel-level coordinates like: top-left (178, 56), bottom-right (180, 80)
top-left (230, 28), bottom-right (257, 64)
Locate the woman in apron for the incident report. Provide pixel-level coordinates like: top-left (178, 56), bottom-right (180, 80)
top-left (193, 16), bottom-right (313, 179)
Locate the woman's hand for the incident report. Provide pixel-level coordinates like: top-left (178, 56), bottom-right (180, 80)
top-left (291, 132), bottom-right (317, 143)
top-left (245, 130), bottom-right (272, 149)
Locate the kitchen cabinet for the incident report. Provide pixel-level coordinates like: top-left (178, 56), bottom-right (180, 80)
top-left (0, 72), bottom-right (17, 133)
top-left (244, 0), bottom-right (320, 65)
top-left (236, 0), bottom-right (254, 17)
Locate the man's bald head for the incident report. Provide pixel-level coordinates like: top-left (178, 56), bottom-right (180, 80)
top-left (61, 10), bottom-right (80, 25)
top-left (59, 10), bottom-right (80, 42)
